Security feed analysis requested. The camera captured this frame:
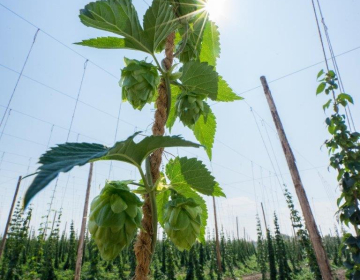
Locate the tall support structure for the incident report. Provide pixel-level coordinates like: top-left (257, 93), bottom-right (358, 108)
top-left (212, 196), bottom-right (222, 272)
top-left (260, 203), bottom-right (268, 230)
top-left (74, 163), bottom-right (94, 280)
top-left (260, 76), bottom-right (334, 280)
top-left (0, 176), bottom-right (22, 259)
top-left (236, 216), bottom-right (239, 240)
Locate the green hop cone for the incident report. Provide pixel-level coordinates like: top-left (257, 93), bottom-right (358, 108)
top-left (88, 181), bottom-right (142, 260)
top-left (120, 58), bottom-right (159, 110)
top-left (175, 91), bottom-right (205, 127)
top-left (163, 197), bottom-right (202, 251)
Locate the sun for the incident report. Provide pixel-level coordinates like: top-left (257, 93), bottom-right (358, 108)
top-left (204, 0), bottom-right (226, 22)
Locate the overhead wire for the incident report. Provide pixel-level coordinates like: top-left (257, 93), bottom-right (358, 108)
top-left (108, 99), bottom-right (123, 178)
top-left (66, 60), bottom-right (89, 141)
top-left (0, 28), bottom-right (39, 129)
top-left (310, 0), bottom-right (352, 130)
top-left (0, 3), bottom-right (118, 80)
top-left (248, 101), bottom-right (338, 203)
top-left (250, 108), bottom-right (284, 192)
top-left (222, 165), bottom-right (328, 186)
top-left (0, 109), bottom-right (12, 144)
top-left (315, 0), bottom-right (356, 131)
top-left (0, 104), bottom-right (110, 145)
top-left (0, 63), bottom-right (142, 130)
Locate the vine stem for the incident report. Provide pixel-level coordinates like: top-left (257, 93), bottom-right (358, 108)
top-left (145, 157), bottom-right (157, 255)
top-left (151, 55), bottom-right (164, 75)
top-left (134, 32), bottom-right (175, 280)
top-left (164, 75), bottom-right (172, 122)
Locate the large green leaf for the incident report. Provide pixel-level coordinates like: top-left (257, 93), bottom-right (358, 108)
top-left (166, 84), bottom-right (181, 132)
top-left (75, 37), bottom-right (130, 49)
top-left (200, 20), bottom-right (220, 67)
top-left (178, 13), bottom-right (208, 63)
top-left (192, 103), bottom-right (216, 159)
top-left (24, 143), bottom-right (108, 207)
top-left (166, 157), bottom-right (216, 196)
top-left (213, 183), bottom-right (226, 198)
top-left (103, 132), bottom-right (202, 168)
top-left (213, 76), bottom-right (243, 102)
top-left (79, 0), bottom-right (151, 53)
top-left (143, 0), bottom-right (179, 53)
top-left (156, 189), bottom-right (170, 227)
top-left (180, 61), bottom-right (218, 98)
top-left (24, 133), bottom-right (202, 207)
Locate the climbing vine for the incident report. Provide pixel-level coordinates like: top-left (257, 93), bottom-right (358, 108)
top-left (22, 0), bottom-right (240, 279)
top-left (317, 69), bottom-right (360, 279)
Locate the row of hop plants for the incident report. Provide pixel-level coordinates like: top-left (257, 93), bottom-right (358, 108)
top-left (0, 200), bottom-right (257, 280)
top-left (256, 188), bottom-right (344, 280)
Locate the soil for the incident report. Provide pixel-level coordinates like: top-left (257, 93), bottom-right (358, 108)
top-left (241, 273), bottom-right (262, 280)
top-left (241, 269), bottom-right (346, 280)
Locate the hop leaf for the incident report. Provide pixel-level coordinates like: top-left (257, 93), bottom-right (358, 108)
top-left (163, 197), bottom-right (202, 251)
top-left (169, 0), bottom-right (199, 19)
top-left (88, 181), bottom-right (142, 260)
top-left (175, 91), bottom-right (206, 127)
top-left (120, 58), bottom-right (160, 110)
top-left (178, 0), bottom-right (198, 17)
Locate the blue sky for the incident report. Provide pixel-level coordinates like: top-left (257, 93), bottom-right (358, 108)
top-left (0, 0), bottom-right (359, 239)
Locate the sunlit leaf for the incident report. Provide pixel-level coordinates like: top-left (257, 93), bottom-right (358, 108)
top-left (143, 0), bottom-right (179, 53)
top-left (180, 61), bottom-right (218, 97)
top-left (316, 82), bottom-right (326, 95)
top-left (211, 76), bottom-right (243, 102)
top-left (166, 157), bottom-right (216, 196)
top-left (200, 20), bottom-right (220, 67)
top-left (192, 103), bottom-right (216, 159)
top-left (79, 0), bottom-right (151, 53)
top-left (24, 133), bottom-right (202, 207)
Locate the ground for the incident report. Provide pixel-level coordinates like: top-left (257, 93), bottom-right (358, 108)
top-left (241, 269), bottom-right (346, 280)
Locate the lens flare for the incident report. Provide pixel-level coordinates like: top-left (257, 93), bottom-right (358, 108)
top-left (205, 0), bottom-right (225, 22)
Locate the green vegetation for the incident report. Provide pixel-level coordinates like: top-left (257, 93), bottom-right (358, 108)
top-left (317, 69), bottom-right (360, 279)
top-left (0, 199), bottom-right (344, 279)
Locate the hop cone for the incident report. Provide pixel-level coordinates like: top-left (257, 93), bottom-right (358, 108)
top-left (120, 58), bottom-right (159, 110)
top-left (88, 181), bottom-right (142, 260)
top-left (163, 197), bottom-right (202, 251)
top-left (175, 92), bottom-right (205, 127)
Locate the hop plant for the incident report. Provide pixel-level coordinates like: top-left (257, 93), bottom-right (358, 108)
top-left (175, 92), bottom-right (205, 127)
top-left (163, 197), bottom-right (202, 251)
top-left (173, 0), bottom-right (198, 18)
top-left (120, 58), bottom-right (159, 110)
top-left (88, 181), bottom-right (142, 260)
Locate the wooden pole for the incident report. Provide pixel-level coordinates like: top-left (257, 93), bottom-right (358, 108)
top-left (260, 203), bottom-right (268, 230)
top-left (212, 196), bottom-right (222, 273)
top-left (260, 76), bottom-right (334, 280)
top-left (50, 211), bottom-right (57, 236)
top-left (0, 176), bottom-right (22, 259)
top-left (236, 217), bottom-right (239, 240)
top-left (74, 163), bottom-right (93, 280)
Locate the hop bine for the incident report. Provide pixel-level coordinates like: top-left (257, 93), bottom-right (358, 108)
top-left (163, 197), bottom-right (202, 251)
top-left (88, 181), bottom-right (142, 260)
top-left (120, 58), bottom-right (159, 110)
top-left (175, 91), bottom-right (206, 127)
